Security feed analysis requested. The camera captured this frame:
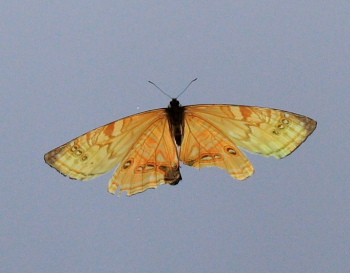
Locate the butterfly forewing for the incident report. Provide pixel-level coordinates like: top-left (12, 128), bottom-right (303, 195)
top-left (183, 105), bottom-right (317, 159)
top-left (44, 109), bottom-right (165, 180)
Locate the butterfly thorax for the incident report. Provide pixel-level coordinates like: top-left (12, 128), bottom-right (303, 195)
top-left (166, 98), bottom-right (185, 146)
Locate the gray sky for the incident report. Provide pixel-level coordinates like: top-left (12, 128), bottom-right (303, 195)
top-left (2, 1), bottom-right (349, 272)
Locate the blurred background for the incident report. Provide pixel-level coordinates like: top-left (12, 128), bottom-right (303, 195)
top-left (1, 1), bottom-right (349, 272)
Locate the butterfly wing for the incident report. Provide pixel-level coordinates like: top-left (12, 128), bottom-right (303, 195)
top-left (108, 112), bottom-right (181, 196)
top-left (45, 109), bottom-right (180, 196)
top-left (180, 107), bottom-right (254, 180)
top-left (180, 105), bottom-right (316, 179)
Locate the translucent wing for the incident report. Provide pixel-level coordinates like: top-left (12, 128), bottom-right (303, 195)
top-left (108, 114), bottom-right (181, 196)
top-left (180, 105), bottom-right (317, 179)
top-left (180, 113), bottom-right (254, 180)
top-left (44, 109), bottom-right (180, 196)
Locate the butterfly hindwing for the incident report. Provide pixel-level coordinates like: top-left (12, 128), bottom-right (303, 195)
top-left (180, 111), bottom-right (254, 180)
top-left (108, 112), bottom-right (181, 196)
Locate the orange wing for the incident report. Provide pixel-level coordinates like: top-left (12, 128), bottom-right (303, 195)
top-left (44, 109), bottom-right (180, 196)
top-left (108, 113), bottom-right (181, 196)
top-left (180, 105), bottom-right (317, 179)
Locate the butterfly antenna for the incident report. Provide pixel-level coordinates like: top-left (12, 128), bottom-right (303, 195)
top-left (176, 78), bottom-right (197, 99)
top-left (148, 81), bottom-right (172, 99)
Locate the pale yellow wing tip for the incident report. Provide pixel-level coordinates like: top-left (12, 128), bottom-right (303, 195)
top-left (278, 118), bottom-right (317, 159)
top-left (108, 184), bottom-right (117, 194)
top-left (229, 167), bottom-right (255, 180)
top-left (108, 184), bottom-right (128, 197)
top-left (108, 183), bottom-right (162, 197)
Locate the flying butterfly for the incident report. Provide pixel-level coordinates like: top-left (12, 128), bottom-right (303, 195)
top-left (44, 79), bottom-right (317, 196)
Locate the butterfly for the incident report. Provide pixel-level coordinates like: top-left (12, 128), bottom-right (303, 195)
top-left (44, 81), bottom-right (317, 196)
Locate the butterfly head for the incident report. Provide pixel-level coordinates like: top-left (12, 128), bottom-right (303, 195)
top-left (169, 98), bottom-right (182, 108)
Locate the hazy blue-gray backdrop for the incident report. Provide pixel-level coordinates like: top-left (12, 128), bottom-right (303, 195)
top-left (2, 1), bottom-right (349, 272)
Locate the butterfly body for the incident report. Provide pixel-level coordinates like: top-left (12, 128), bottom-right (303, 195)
top-left (166, 98), bottom-right (185, 146)
top-left (45, 99), bottom-right (316, 196)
